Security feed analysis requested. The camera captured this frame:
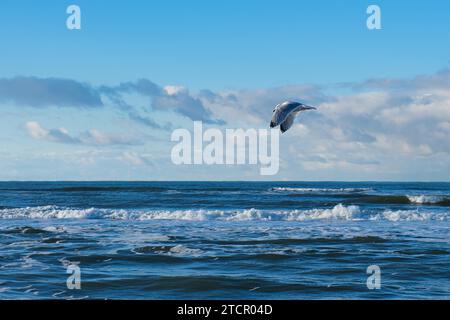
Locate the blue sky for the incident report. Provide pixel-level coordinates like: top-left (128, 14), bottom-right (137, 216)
top-left (1, 0), bottom-right (450, 180)
top-left (1, 0), bottom-right (450, 88)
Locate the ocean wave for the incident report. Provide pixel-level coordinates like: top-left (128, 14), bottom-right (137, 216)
top-left (271, 187), bottom-right (372, 193)
top-left (1, 204), bottom-right (447, 222)
top-left (132, 244), bottom-right (203, 257)
top-left (0, 205), bottom-right (359, 221)
top-left (407, 195), bottom-right (449, 204)
top-left (344, 194), bottom-right (450, 206)
top-left (370, 209), bottom-right (448, 222)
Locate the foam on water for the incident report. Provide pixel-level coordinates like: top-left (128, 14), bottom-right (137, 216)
top-left (0, 204), bottom-right (447, 221)
top-left (407, 195), bottom-right (448, 204)
top-left (271, 187), bottom-right (372, 193)
top-left (1, 182), bottom-right (449, 299)
top-left (168, 245), bottom-right (203, 257)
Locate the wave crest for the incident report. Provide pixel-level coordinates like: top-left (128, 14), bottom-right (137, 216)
top-left (407, 195), bottom-right (449, 204)
top-left (0, 204), bottom-right (447, 222)
top-left (271, 187), bottom-right (372, 193)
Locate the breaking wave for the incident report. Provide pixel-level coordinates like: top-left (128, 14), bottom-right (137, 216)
top-left (370, 210), bottom-right (446, 222)
top-left (407, 195), bottom-right (449, 204)
top-left (271, 187), bottom-right (372, 193)
top-left (0, 204), bottom-right (448, 221)
top-left (343, 194), bottom-right (450, 206)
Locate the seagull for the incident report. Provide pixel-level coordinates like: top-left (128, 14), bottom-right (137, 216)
top-left (270, 101), bottom-right (316, 133)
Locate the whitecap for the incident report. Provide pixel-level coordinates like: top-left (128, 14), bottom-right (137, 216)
top-left (370, 209), bottom-right (449, 221)
top-left (0, 204), bottom-right (360, 221)
top-left (271, 187), bottom-right (372, 193)
top-left (1, 204), bottom-right (447, 222)
top-left (407, 195), bottom-right (448, 204)
top-left (168, 244), bottom-right (203, 257)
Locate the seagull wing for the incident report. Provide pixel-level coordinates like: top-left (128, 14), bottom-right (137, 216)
top-left (280, 113), bottom-right (296, 133)
top-left (270, 101), bottom-right (301, 127)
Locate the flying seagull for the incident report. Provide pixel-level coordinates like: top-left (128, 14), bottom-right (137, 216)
top-left (270, 101), bottom-right (316, 133)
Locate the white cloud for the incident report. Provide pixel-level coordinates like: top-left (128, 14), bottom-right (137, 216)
top-left (163, 85), bottom-right (186, 96)
top-left (25, 121), bottom-right (49, 140)
top-left (25, 121), bottom-right (141, 146)
top-left (25, 121), bottom-right (79, 144)
top-left (119, 151), bottom-right (153, 166)
top-left (11, 69), bottom-right (450, 180)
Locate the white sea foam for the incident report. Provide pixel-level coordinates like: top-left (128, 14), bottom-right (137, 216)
top-left (168, 245), bottom-right (203, 257)
top-left (381, 210), bottom-right (432, 222)
top-left (282, 204), bottom-right (361, 221)
top-left (407, 195), bottom-right (448, 204)
top-left (271, 187), bottom-right (372, 193)
top-left (0, 204), bottom-right (447, 221)
top-left (0, 204), bottom-right (359, 221)
top-left (370, 209), bottom-right (449, 221)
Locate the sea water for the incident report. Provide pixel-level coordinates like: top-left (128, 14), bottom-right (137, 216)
top-left (0, 181), bottom-right (448, 299)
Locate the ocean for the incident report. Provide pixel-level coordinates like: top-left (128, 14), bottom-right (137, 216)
top-left (0, 181), bottom-right (449, 299)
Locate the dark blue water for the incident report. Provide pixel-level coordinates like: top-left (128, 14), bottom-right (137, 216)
top-left (0, 181), bottom-right (449, 299)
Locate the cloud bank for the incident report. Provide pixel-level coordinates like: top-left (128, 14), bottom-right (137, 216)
top-left (0, 77), bottom-right (103, 108)
top-left (0, 76), bottom-right (225, 127)
top-left (3, 69), bottom-right (450, 179)
top-left (25, 121), bottom-right (141, 146)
